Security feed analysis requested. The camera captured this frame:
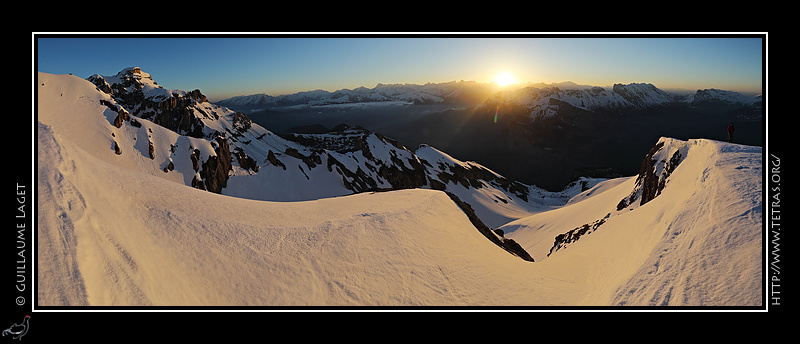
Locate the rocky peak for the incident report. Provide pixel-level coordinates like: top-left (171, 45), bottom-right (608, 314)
top-left (611, 83), bottom-right (673, 108)
top-left (617, 138), bottom-right (689, 211)
top-left (88, 67), bottom-right (210, 138)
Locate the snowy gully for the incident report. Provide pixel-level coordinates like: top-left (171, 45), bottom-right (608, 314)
top-left (769, 154), bottom-right (781, 308)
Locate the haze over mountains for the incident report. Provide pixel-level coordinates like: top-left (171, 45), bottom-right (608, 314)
top-left (216, 79), bottom-right (762, 190)
top-left (36, 67), bottom-right (763, 307)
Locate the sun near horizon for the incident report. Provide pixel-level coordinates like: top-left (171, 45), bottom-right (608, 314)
top-left (493, 72), bottom-right (518, 87)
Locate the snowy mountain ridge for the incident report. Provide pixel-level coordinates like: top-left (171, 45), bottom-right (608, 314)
top-left (43, 68), bottom-right (594, 259)
top-left (500, 136), bottom-right (762, 305)
top-left (216, 79), bottom-right (761, 118)
top-left (215, 79), bottom-right (498, 111)
top-left (36, 68), bottom-right (764, 307)
top-left (484, 82), bottom-right (762, 122)
top-left (681, 88), bottom-right (763, 105)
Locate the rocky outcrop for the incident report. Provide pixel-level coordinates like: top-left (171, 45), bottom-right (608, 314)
top-left (190, 149), bottom-right (201, 172)
top-left (186, 134), bottom-right (233, 193)
top-left (281, 125), bottom-right (429, 193)
top-left (445, 192), bottom-right (534, 262)
top-left (233, 147), bottom-right (258, 173)
top-left (617, 139), bottom-right (686, 211)
top-left (229, 112), bottom-right (252, 138)
top-left (326, 153), bottom-right (377, 193)
top-left (549, 139), bottom-right (689, 258)
top-left (617, 141), bottom-right (664, 210)
top-left (419, 145), bottom-right (531, 202)
top-left (197, 135), bottom-right (232, 194)
top-left (89, 68), bottom-right (210, 138)
top-left (548, 216), bottom-right (608, 256)
top-left (284, 147), bottom-right (322, 169)
top-left (99, 99), bottom-right (130, 128)
top-left (150, 105), bottom-right (205, 138)
top-left (266, 150), bottom-right (286, 170)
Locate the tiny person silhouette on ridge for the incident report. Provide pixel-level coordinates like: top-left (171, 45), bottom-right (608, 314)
top-left (727, 122), bottom-right (735, 143)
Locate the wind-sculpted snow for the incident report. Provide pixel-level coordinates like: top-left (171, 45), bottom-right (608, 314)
top-left (37, 69), bottom-right (763, 307)
top-left (502, 137), bottom-right (762, 306)
top-left (36, 122), bottom-right (578, 306)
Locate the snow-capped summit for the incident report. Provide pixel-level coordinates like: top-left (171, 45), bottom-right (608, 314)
top-left (484, 82), bottom-right (678, 121)
top-left (36, 68), bottom-right (764, 307)
top-left (215, 80), bottom-right (500, 112)
top-left (89, 67), bottom-right (179, 102)
top-left (43, 68), bottom-right (587, 237)
top-left (682, 88), bottom-right (762, 105)
top-left (610, 83), bottom-right (675, 108)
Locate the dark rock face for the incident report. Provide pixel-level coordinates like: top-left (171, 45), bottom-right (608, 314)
top-left (186, 135), bottom-right (233, 193)
top-left (282, 125), bottom-right (429, 193)
top-left (548, 217), bottom-right (608, 256)
top-left (190, 149), bottom-right (201, 172)
top-left (418, 143), bottom-right (531, 202)
top-left (266, 150), bottom-right (286, 170)
top-left (375, 150), bottom-right (428, 191)
top-left (234, 148), bottom-right (259, 173)
top-left (89, 68), bottom-right (210, 138)
top-left (150, 105), bottom-right (205, 138)
top-left (548, 139), bottom-right (689, 258)
top-left (99, 99), bottom-right (130, 128)
top-left (634, 141), bottom-right (665, 208)
top-left (89, 75), bottom-right (114, 94)
top-left (445, 192), bottom-right (534, 262)
top-left (229, 112), bottom-right (252, 138)
top-left (616, 140), bottom-right (684, 211)
top-left (197, 135), bottom-right (232, 194)
top-left (326, 153), bottom-right (377, 193)
top-left (284, 147), bottom-right (321, 169)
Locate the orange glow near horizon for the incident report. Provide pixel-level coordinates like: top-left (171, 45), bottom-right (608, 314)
top-left (493, 72), bottom-right (518, 87)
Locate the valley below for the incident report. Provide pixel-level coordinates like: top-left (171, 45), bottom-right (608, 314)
top-left (244, 100), bottom-right (763, 191)
top-left (35, 69), bottom-right (765, 308)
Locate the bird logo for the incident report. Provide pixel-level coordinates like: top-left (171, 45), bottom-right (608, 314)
top-left (2, 315), bottom-right (29, 340)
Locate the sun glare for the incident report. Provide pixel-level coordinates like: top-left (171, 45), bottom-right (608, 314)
top-left (494, 72), bottom-right (517, 87)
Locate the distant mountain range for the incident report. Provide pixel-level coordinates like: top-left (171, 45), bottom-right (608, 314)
top-left (214, 79), bottom-right (762, 191)
top-left (215, 80), bottom-right (502, 113)
top-left (77, 67), bottom-right (593, 228)
top-left (215, 80), bottom-right (762, 115)
top-left (36, 67), bottom-right (765, 307)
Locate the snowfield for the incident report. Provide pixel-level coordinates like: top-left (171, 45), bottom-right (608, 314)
top-left (37, 122), bottom-right (581, 306)
top-left (36, 72), bottom-right (763, 307)
top-left (503, 137), bottom-right (763, 306)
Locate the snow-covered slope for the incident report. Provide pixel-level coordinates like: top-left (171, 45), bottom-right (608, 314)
top-left (36, 70), bottom-right (763, 307)
top-left (43, 69), bottom-right (580, 226)
top-left (416, 143), bottom-right (603, 228)
top-left (37, 121), bottom-right (562, 306)
top-left (502, 137), bottom-right (762, 306)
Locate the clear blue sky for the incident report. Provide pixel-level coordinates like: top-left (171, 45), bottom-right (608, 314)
top-left (35, 34), bottom-right (764, 102)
